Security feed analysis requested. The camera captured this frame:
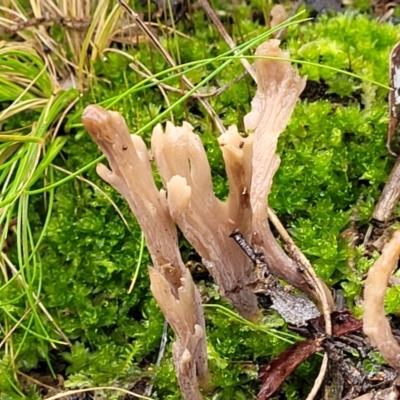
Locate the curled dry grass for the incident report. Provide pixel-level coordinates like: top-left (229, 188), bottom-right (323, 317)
top-left (0, 0), bottom-right (130, 392)
top-left (0, 0), bottom-right (125, 91)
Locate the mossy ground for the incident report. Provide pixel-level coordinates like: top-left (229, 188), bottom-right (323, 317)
top-left (1, 1), bottom-right (400, 399)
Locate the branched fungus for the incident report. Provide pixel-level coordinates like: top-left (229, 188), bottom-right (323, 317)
top-left (82, 38), bottom-right (334, 399)
top-left (151, 39), bottom-right (330, 318)
top-left (152, 122), bottom-right (259, 320)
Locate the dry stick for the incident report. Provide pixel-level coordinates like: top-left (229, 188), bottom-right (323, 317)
top-left (51, 164), bottom-right (130, 229)
top-left (265, 4), bottom-right (331, 396)
top-left (117, 0), bottom-right (226, 135)
top-left (366, 42), bottom-right (400, 241)
top-left (274, 0), bottom-right (304, 40)
top-left (129, 61), bottom-right (248, 99)
top-left (386, 41), bottom-right (400, 156)
top-left (17, 370), bottom-right (56, 391)
top-left (2, 15), bottom-right (90, 34)
top-left (200, 0), bottom-right (304, 83)
top-left (45, 386), bottom-right (153, 400)
top-left (144, 319), bottom-right (169, 397)
top-left (370, 40), bottom-right (400, 225)
top-left (129, 61), bottom-right (174, 123)
top-left (266, 212), bottom-right (331, 396)
top-left (306, 354), bottom-right (329, 400)
top-left (113, 21), bottom-right (193, 41)
top-left (267, 182), bottom-right (332, 400)
top-left (267, 208), bottom-right (333, 333)
top-left (200, 0), bottom-right (257, 82)
top-left (0, 303), bottom-right (36, 350)
top-left (1, 252), bottom-right (71, 346)
top-left (0, 256), bottom-right (8, 282)
top-left (370, 153), bottom-right (400, 226)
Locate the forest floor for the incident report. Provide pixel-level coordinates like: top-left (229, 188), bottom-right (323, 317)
top-left (2, 0), bottom-right (400, 399)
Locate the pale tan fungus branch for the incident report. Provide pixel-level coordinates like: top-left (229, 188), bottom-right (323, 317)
top-left (363, 229), bottom-right (400, 369)
top-left (244, 40), bottom-right (334, 400)
top-left (82, 105), bottom-right (209, 399)
top-left (149, 267), bottom-right (208, 398)
top-left (82, 107), bottom-right (179, 273)
top-left (218, 125), bottom-right (254, 236)
top-left (245, 40), bottom-right (306, 199)
top-left (152, 122), bottom-right (259, 320)
top-left (270, 5), bottom-right (288, 30)
top-left (245, 40), bottom-right (316, 296)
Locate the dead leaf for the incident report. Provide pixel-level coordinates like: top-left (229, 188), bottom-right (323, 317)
top-left (257, 339), bottom-right (321, 400)
top-left (257, 310), bottom-right (363, 399)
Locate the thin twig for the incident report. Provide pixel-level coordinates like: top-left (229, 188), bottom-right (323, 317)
top-left (0, 304), bottom-right (36, 350)
top-left (305, 353), bottom-right (329, 400)
top-left (364, 225), bottom-right (373, 246)
top-left (1, 252), bottom-right (71, 345)
top-left (200, 0), bottom-right (257, 82)
top-left (267, 208), bottom-right (333, 333)
top-left (17, 370), bottom-right (56, 391)
top-left (274, 0), bottom-right (304, 40)
top-left (386, 40), bottom-right (400, 156)
top-left (371, 149), bottom-right (400, 226)
top-left (113, 21), bottom-right (193, 41)
top-left (117, 0), bottom-right (226, 134)
top-left (200, 0), bottom-right (304, 86)
top-left (44, 386), bottom-right (153, 400)
top-left (51, 95), bottom-right (80, 140)
top-left (267, 208), bottom-right (332, 400)
top-left (129, 60), bottom-right (248, 99)
top-left (144, 319), bottom-right (169, 397)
